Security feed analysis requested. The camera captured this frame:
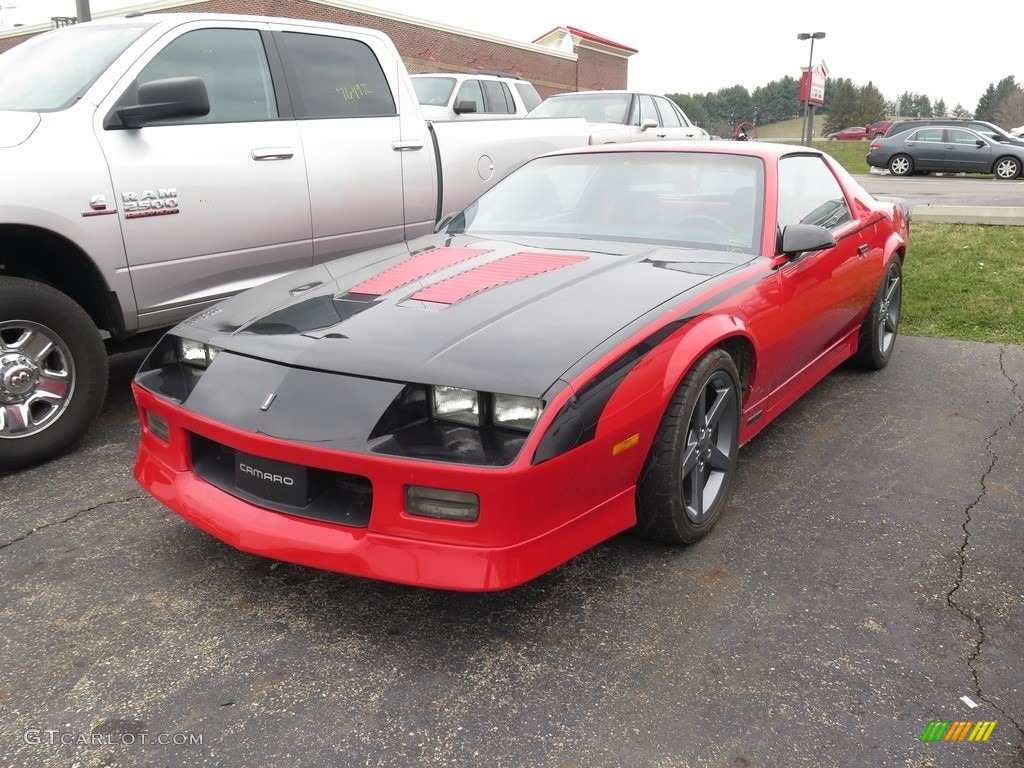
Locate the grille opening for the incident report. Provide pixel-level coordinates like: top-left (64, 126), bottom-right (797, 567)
top-left (190, 434), bottom-right (372, 527)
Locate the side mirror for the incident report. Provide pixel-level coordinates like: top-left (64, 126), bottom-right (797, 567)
top-left (779, 223), bottom-right (836, 258)
top-left (977, 139), bottom-right (986, 147)
top-left (113, 76), bottom-right (210, 129)
top-left (640, 118), bottom-right (658, 132)
top-left (453, 99), bottom-right (478, 115)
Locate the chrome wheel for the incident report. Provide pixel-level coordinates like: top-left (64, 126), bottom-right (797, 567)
top-left (888, 155), bottom-right (913, 176)
top-left (0, 320), bottom-right (76, 438)
top-left (994, 157), bottom-right (1020, 179)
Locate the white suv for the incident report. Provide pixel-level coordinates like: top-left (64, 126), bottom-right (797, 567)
top-left (411, 71), bottom-right (542, 120)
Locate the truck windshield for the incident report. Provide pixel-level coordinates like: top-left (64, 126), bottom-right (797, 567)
top-left (0, 24), bottom-right (152, 111)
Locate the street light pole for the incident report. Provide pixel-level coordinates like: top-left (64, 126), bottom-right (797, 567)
top-left (797, 32), bottom-right (825, 146)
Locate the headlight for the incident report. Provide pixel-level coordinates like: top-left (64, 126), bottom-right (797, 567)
top-left (177, 338), bottom-right (220, 368)
top-left (493, 393), bottom-right (544, 431)
top-left (431, 386), bottom-right (480, 426)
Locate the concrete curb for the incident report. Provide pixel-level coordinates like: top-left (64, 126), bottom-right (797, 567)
top-left (910, 205), bottom-right (1024, 226)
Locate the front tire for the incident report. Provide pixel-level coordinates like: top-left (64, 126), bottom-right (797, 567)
top-left (0, 278), bottom-right (108, 471)
top-left (852, 258), bottom-right (903, 370)
top-left (636, 348), bottom-right (740, 544)
top-left (994, 156), bottom-right (1021, 180)
top-left (888, 154), bottom-right (913, 176)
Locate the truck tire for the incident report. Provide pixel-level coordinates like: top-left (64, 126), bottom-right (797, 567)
top-left (0, 277), bottom-right (108, 470)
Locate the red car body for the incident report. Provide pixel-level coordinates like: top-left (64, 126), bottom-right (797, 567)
top-left (134, 143), bottom-right (909, 591)
top-left (827, 126), bottom-right (868, 140)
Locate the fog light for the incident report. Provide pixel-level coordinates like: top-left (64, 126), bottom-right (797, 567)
top-left (146, 410), bottom-right (170, 443)
top-left (405, 486), bottom-right (479, 522)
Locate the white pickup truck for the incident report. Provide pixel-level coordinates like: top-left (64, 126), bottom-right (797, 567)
top-left (0, 12), bottom-right (592, 470)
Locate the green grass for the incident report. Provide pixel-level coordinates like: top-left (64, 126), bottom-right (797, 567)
top-left (902, 222), bottom-right (1024, 344)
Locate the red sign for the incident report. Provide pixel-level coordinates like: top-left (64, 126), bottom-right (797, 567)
top-left (799, 64), bottom-right (827, 105)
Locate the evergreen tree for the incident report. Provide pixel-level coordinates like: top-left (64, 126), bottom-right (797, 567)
top-left (857, 82), bottom-right (887, 125)
top-left (823, 80), bottom-right (859, 133)
top-left (933, 99), bottom-right (947, 117)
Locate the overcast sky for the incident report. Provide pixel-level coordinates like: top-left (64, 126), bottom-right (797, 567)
top-left (1, 0), bottom-right (1015, 112)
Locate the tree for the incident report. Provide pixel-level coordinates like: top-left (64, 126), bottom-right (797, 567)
top-left (667, 93), bottom-right (710, 131)
top-left (933, 99), bottom-right (947, 117)
top-left (823, 80), bottom-right (859, 134)
top-left (952, 103), bottom-right (972, 119)
top-left (994, 89), bottom-right (1024, 129)
top-left (857, 82), bottom-right (887, 125)
top-left (976, 76), bottom-right (1018, 121)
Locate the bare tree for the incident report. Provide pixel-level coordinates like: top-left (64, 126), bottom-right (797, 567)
top-left (994, 89), bottom-right (1024, 129)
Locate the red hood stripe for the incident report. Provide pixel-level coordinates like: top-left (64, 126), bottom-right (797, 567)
top-left (349, 247), bottom-right (491, 296)
top-left (410, 252), bottom-right (588, 305)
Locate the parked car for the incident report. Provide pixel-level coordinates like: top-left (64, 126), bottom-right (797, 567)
top-left (528, 90), bottom-right (710, 142)
top-left (827, 126), bottom-right (868, 140)
top-left (410, 71), bottom-right (542, 120)
top-left (1011, 125), bottom-right (1024, 138)
top-left (867, 126), bottom-right (1024, 178)
top-left (866, 119), bottom-right (894, 139)
top-left (883, 118), bottom-right (1024, 147)
top-left (134, 141), bottom-right (909, 592)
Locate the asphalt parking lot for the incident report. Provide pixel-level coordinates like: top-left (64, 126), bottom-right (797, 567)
top-left (1, 334), bottom-right (1021, 768)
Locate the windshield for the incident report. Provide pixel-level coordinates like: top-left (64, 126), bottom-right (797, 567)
top-left (446, 151), bottom-right (766, 255)
top-left (411, 76), bottom-right (456, 107)
top-left (529, 93), bottom-right (632, 124)
top-left (0, 23), bottom-right (152, 111)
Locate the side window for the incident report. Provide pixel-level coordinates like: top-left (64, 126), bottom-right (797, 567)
top-left (133, 28), bottom-right (277, 123)
top-left (777, 155), bottom-right (851, 233)
top-left (638, 94), bottom-right (659, 126)
top-left (277, 32), bottom-right (396, 118)
top-left (948, 129), bottom-right (980, 145)
top-left (480, 80), bottom-right (513, 114)
top-left (515, 82), bottom-right (542, 112)
top-left (913, 128), bottom-right (943, 143)
top-left (455, 79), bottom-right (485, 112)
top-left (654, 96), bottom-right (683, 128)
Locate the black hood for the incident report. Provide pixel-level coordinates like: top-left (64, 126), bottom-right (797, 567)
top-left (176, 235), bottom-right (755, 398)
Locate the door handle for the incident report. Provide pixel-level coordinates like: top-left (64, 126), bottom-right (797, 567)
top-left (252, 147), bottom-right (294, 161)
top-left (858, 244), bottom-right (869, 255)
top-left (392, 140), bottom-right (424, 152)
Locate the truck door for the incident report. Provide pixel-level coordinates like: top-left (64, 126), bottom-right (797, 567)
top-left (96, 22), bottom-right (312, 329)
top-left (270, 26), bottom-right (412, 264)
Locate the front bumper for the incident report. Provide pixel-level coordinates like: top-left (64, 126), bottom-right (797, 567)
top-left (133, 384), bottom-right (636, 591)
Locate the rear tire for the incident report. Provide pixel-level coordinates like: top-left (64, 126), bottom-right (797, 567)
top-left (636, 348), bottom-right (740, 544)
top-left (888, 154), bottom-right (913, 176)
top-left (852, 258), bottom-right (902, 370)
top-left (994, 156), bottom-right (1021, 180)
top-left (0, 278), bottom-right (108, 471)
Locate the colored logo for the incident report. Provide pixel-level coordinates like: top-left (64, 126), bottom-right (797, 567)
top-left (920, 720), bottom-right (997, 742)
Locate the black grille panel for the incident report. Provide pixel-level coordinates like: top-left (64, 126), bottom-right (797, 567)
top-left (190, 434), bottom-right (372, 527)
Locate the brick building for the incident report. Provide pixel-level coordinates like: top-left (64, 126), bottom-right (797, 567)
top-left (0, 0), bottom-right (636, 98)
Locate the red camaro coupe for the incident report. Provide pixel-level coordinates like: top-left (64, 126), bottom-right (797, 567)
top-left (133, 143), bottom-right (909, 591)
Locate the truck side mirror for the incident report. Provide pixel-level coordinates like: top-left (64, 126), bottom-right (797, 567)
top-left (453, 99), bottom-right (478, 115)
top-left (112, 76), bottom-right (210, 129)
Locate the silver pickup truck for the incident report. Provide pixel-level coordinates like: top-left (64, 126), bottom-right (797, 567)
top-left (0, 13), bottom-right (592, 470)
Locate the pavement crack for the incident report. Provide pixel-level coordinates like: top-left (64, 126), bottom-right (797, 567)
top-left (0, 493), bottom-right (149, 552)
top-left (947, 346), bottom-right (1024, 752)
